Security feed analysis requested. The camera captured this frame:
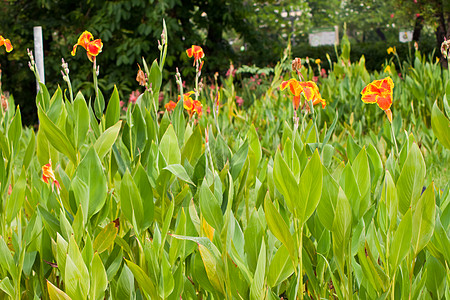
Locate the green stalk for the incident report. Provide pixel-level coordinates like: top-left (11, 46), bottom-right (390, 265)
top-left (93, 58), bottom-right (98, 100)
top-left (294, 219), bottom-right (304, 300)
top-left (347, 238), bottom-right (353, 299)
top-left (309, 99), bottom-right (320, 148)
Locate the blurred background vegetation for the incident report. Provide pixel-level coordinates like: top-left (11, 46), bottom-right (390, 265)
top-left (0, 0), bottom-right (449, 125)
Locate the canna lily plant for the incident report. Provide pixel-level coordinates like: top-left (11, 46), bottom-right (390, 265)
top-left (0, 35), bottom-right (13, 52)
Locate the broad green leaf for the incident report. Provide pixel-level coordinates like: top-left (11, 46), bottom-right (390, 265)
top-left (159, 125), bottom-right (180, 165)
top-left (7, 107), bottom-right (21, 153)
top-left (389, 209), bottom-right (412, 275)
top-left (73, 93), bottom-right (89, 150)
top-left (94, 121), bottom-right (122, 159)
top-left (115, 265), bottom-right (134, 299)
top-left (357, 241), bottom-right (388, 293)
top-left (169, 208), bottom-right (197, 264)
top-left (120, 170), bottom-right (144, 235)
top-left (396, 143), bottom-right (426, 215)
top-left (65, 254), bottom-right (89, 299)
top-left (22, 130), bottom-right (36, 170)
top-left (250, 241), bottom-right (266, 299)
top-left (125, 259), bottom-right (159, 299)
top-left (38, 105), bottom-right (77, 164)
top-left (94, 88), bottom-right (105, 120)
top-left (352, 147), bottom-right (371, 218)
top-left (89, 253), bottom-right (108, 300)
top-left (268, 245), bottom-right (295, 287)
top-left (133, 164), bottom-right (154, 231)
top-left (299, 149), bottom-right (323, 224)
top-left (431, 101), bottom-right (450, 149)
top-left (93, 222), bottom-right (118, 254)
top-left (264, 195), bottom-right (297, 265)
top-left (332, 187), bottom-right (351, 271)
top-left (6, 167), bottom-right (26, 223)
top-left (71, 147), bottom-right (107, 223)
top-left (340, 163), bottom-right (360, 222)
top-left (181, 125), bottom-right (203, 166)
top-left (0, 236), bottom-right (17, 277)
top-left (105, 85), bottom-right (120, 129)
top-left (230, 140), bottom-right (248, 180)
top-left (273, 150), bottom-right (298, 215)
top-left (317, 167), bottom-right (339, 231)
top-left (198, 244), bottom-right (224, 294)
top-left (47, 280), bottom-right (72, 300)
top-left (163, 164), bottom-right (195, 185)
top-left (412, 183), bottom-right (435, 256)
top-left (199, 181), bottom-right (223, 231)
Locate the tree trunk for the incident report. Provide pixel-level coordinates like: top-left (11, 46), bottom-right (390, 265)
top-left (412, 15), bottom-right (424, 41)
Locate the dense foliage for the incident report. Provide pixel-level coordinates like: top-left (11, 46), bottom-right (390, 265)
top-left (0, 19), bottom-right (449, 299)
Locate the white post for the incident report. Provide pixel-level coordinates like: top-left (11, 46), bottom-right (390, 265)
top-left (33, 26), bottom-right (45, 91)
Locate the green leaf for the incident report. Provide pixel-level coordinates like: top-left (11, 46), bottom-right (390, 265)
top-left (0, 236), bottom-right (17, 278)
top-left (264, 194), bottom-right (297, 265)
top-left (94, 88), bottom-right (105, 120)
top-left (198, 243), bottom-right (224, 294)
top-left (133, 164), bottom-right (154, 231)
top-left (431, 100), bottom-right (450, 149)
top-left (73, 93), bottom-right (90, 150)
top-left (332, 187), bottom-right (352, 271)
top-left (199, 181), bottom-right (223, 231)
top-left (65, 238), bottom-right (89, 299)
top-left (230, 141), bottom-right (249, 180)
top-left (389, 209), bottom-right (412, 275)
top-left (352, 147), bottom-right (371, 218)
top-left (298, 149), bottom-right (323, 224)
top-left (273, 150), bottom-right (298, 216)
top-left (163, 164), bottom-right (195, 186)
top-left (93, 222), bottom-right (118, 254)
top-left (159, 125), bottom-right (181, 165)
top-left (120, 170), bottom-right (145, 235)
top-left (396, 143), bottom-right (426, 215)
top-left (250, 241), bottom-right (266, 299)
top-left (7, 107), bottom-right (21, 153)
top-left (22, 130), bottom-right (36, 170)
top-left (317, 167), bottom-right (339, 231)
top-left (47, 280), bottom-right (72, 300)
top-left (412, 183), bottom-right (435, 256)
top-left (89, 253), bottom-right (108, 300)
top-left (268, 245), bottom-right (295, 287)
top-left (181, 125), bottom-right (203, 166)
top-left (71, 148), bottom-right (107, 223)
top-left (105, 85), bottom-right (120, 129)
top-left (6, 167), bottom-right (26, 223)
top-left (125, 259), bottom-right (159, 299)
top-left (115, 265), bottom-right (134, 299)
top-left (94, 121), bottom-right (122, 159)
top-left (38, 105), bottom-right (77, 164)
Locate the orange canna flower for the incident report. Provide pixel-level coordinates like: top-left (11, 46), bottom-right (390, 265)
top-left (165, 100), bottom-right (177, 112)
top-left (186, 45), bottom-right (204, 65)
top-left (193, 100), bottom-right (203, 117)
top-left (281, 78), bottom-right (302, 110)
top-left (42, 160), bottom-right (61, 191)
top-left (180, 91), bottom-right (195, 110)
top-left (281, 78), bottom-right (326, 110)
top-left (361, 77), bottom-right (394, 123)
top-left (71, 31), bottom-right (103, 62)
top-left (0, 35), bottom-right (13, 52)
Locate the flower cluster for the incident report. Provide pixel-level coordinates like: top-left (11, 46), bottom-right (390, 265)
top-left (361, 77), bottom-right (394, 123)
top-left (71, 31), bottom-right (103, 62)
top-left (281, 78), bottom-right (326, 110)
top-left (181, 91), bottom-right (202, 117)
top-left (0, 35), bottom-right (13, 52)
top-left (42, 160), bottom-right (61, 191)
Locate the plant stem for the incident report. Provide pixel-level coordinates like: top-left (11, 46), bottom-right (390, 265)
top-left (347, 238), bottom-right (353, 299)
top-left (309, 99), bottom-right (320, 148)
top-left (93, 58), bottom-right (98, 100)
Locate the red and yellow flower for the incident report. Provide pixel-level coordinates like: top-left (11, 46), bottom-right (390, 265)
top-left (179, 91), bottom-right (202, 118)
top-left (165, 100), bottom-right (177, 112)
top-left (186, 45), bottom-right (204, 65)
top-left (361, 77), bottom-right (394, 123)
top-left (280, 78), bottom-right (326, 110)
top-left (42, 160), bottom-right (61, 191)
top-left (71, 31), bottom-right (103, 62)
top-left (0, 35), bottom-right (13, 52)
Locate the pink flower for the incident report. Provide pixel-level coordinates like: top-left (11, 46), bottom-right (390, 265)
top-left (206, 106), bottom-right (211, 114)
top-left (390, 13), bottom-right (394, 18)
top-left (129, 90), bottom-right (141, 104)
top-left (235, 96), bottom-right (244, 107)
top-left (320, 68), bottom-right (327, 78)
top-left (313, 76), bottom-right (319, 82)
top-left (416, 13), bottom-right (420, 18)
top-left (119, 100), bottom-right (125, 107)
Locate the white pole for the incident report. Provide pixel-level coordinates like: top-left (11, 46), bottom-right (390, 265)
top-left (33, 26), bottom-right (45, 91)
